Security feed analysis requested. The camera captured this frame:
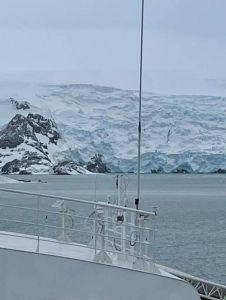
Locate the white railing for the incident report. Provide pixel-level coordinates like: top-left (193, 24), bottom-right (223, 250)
top-left (0, 188), bottom-right (157, 271)
top-left (158, 264), bottom-right (226, 300)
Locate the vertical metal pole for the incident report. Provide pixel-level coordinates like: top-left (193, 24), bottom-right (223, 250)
top-left (117, 175), bottom-right (121, 206)
top-left (132, 212), bottom-right (138, 263)
top-left (94, 175), bottom-right (98, 255)
top-left (140, 217), bottom-right (145, 259)
top-left (94, 206), bottom-right (97, 255)
top-left (44, 215), bottom-right (48, 238)
top-left (105, 205), bottom-right (109, 247)
top-left (61, 201), bottom-right (66, 241)
top-left (102, 208), bottom-right (106, 252)
top-left (122, 211), bottom-right (127, 254)
top-left (36, 196), bottom-right (40, 253)
top-left (136, 0), bottom-right (145, 209)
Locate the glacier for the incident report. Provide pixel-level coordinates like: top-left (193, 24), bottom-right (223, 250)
top-left (0, 82), bottom-right (226, 173)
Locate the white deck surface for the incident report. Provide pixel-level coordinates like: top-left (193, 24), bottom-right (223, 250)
top-left (0, 231), bottom-right (94, 261)
top-left (0, 230), bottom-right (180, 281)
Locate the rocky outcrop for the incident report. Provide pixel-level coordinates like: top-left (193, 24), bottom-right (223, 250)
top-left (0, 112), bottom-right (93, 175)
top-left (211, 168), bottom-right (226, 174)
top-left (2, 160), bottom-right (20, 174)
top-left (0, 113), bottom-right (60, 150)
top-left (1, 152), bottom-right (51, 175)
top-left (0, 113), bottom-right (61, 174)
top-left (27, 114), bottom-right (60, 145)
top-left (86, 154), bottom-right (110, 173)
top-left (52, 161), bottom-right (90, 175)
top-left (151, 166), bottom-right (165, 174)
top-left (172, 162), bottom-right (194, 174)
top-left (10, 98), bottom-right (30, 110)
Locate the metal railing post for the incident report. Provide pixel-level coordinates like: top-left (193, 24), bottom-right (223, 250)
top-left (94, 204), bottom-right (97, 255)
top-left (122, 211), bottom-right (127, 254)
top-left (131, 212), bottom-right (137, 263)
top-left (36, 196), bottom-right (40, 253)
top-left (101, 207), bottom-right (106, 252)
top-left (139, 216), bottom-right (145, 259)
top-left (0, 188), bottom-right (157, 270)
top-left (61, 201), bottom-right (66, 241)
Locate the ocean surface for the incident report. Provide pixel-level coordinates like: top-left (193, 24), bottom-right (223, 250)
top-left (1, 174), bottom-right (226, 285)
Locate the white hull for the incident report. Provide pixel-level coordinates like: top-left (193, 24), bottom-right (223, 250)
top-left (0, 247), bottom-right (200, 300)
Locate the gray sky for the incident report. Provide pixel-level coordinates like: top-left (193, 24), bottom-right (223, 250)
top-left (0, 0), bottom-right (226, 95)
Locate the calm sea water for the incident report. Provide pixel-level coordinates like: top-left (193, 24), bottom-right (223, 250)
top-left (1, 174), bottom-right (226, 285)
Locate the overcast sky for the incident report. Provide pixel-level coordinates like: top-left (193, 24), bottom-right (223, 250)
top-left (0, 0), bottom-right (226, 95)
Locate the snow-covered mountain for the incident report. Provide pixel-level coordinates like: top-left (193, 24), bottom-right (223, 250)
top-left (0, 82), bottom-right (226, 173)
top-left (0, 113), bottom-right (60, 174)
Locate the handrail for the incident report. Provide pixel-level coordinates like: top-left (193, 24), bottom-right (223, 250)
top-left (157, 264), bottom-right (226, 290)
top-left (0, 203), bottom-right (153, 231)
top-left (0, 216), bottom-right (153, 248)
top-left (0, 188), bottom-right (156, 216)
top-left (157, 264), bottom-right (226, 300)
top-left (0, 187), bottom-right (155, 270)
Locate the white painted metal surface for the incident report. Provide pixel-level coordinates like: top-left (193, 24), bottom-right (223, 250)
top-left (0, 246), bottom-right (201, 300)
top-left (0, 187), bottom-right (157, 270)
top-left (158, 265), bottom-right (226, 300)
top-left (0, 187), bottom-right (201, 299)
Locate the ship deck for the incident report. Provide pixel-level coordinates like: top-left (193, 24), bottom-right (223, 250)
top-left (0, 229), bottom-right (178, 280)
top-left (0, 188), bottom-right (225, 300)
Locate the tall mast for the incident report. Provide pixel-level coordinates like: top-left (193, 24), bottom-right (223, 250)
top-left (136, 0), bottom-right (145, 210)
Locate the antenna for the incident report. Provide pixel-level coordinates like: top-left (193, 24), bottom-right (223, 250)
top-left (136, 0), bottom-right (145, 210)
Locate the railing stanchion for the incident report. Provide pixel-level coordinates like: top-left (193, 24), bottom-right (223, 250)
top-left (102, 208), bottom-right (106, 252)
top-left (36, 196), bottom-right (40, 253)
top-left (131, 212), bottom-right (136, 263)
top-left (122, 211), bottom-right (127, 254)
top-left (0, 188), bottom-right (156, 271)
top-left (94, 204), bottom-right (97, 255)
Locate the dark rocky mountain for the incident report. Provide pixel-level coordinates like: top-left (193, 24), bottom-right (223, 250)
top-left (0, 113), bottom-right (60, 150)
top-left (0, 112), bottom-right (97, 174)
top-left (0, 113), bottom-right (61, 174)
